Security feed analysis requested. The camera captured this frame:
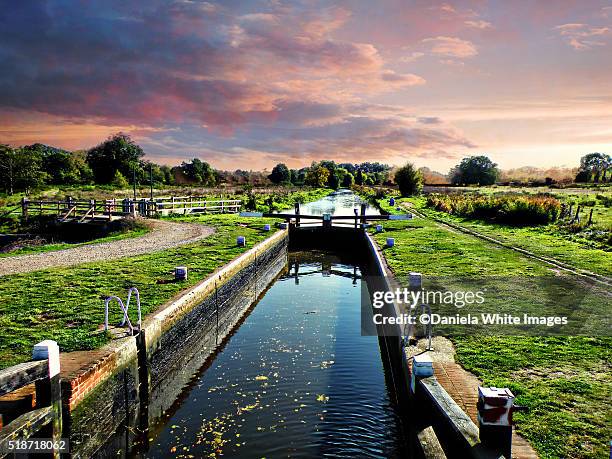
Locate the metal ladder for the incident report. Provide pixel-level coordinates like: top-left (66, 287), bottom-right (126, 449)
top-left (104, 287), bottom-right (142, 335)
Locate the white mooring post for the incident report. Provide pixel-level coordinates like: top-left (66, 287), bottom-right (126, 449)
top-left (32, 340), bottom-right (62, 459)
top-left (477, 386), bottom-right (515, 459)
top-left (411, 353), bottom-right (434, 394)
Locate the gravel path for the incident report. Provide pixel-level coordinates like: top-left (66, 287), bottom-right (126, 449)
top-left (0, 220), bottom-right (214, 276)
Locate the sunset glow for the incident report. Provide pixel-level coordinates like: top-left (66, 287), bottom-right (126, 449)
top-left (1, 0), bottom-right (611, 172)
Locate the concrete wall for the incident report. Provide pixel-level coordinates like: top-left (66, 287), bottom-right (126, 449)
top-left (65, 230), bottom-right (288, 458)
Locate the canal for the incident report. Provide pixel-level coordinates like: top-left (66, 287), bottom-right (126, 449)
top-left (129, 191), bottom-right (408, 458)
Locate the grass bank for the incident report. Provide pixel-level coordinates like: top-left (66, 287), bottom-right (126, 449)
top-left (370, 199), bottom-right (611, 459)
top-left (0, 214), bottom-right (278, 370)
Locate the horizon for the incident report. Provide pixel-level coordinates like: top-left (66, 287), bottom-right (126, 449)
top-left (1, 1), bottom-right (611, 173)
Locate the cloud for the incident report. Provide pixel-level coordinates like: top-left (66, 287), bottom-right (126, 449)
top-left (464, 20), bottom-right (492, 30)
top-left (554, 23), bottom-right (611, 50)
top-left (380, 70), bottom-right (426, 86)
top-left (422, 36), bottom-right (478, 58)
top-left (400, 52), bottom-right (425, 63)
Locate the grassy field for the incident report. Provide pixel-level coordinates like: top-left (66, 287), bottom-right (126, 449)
top-left (370, 198), bottom-right (611, 459)
top-left (0, 188), bottom-right (330, 368)
top-left (0, 187), bottom-right (328, 256)
top-left (416, 198), bottom-right (610, 277)
top-left (0, 214), bottom-right (280, 370)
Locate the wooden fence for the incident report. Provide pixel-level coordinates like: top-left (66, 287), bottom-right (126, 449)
top-left (153, 197), bottom-right (241, 215)
top-left (3, 196), bottom-right (243, 222)
top-left (0, 341), bottom-right (63, 459)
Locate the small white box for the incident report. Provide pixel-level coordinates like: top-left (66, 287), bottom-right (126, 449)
top-left (477, 386), bottom-right (515, 426)
top-left (413, 353), bottom-right (434, 377)
top-left (175, 266), bottom-right (188, 281)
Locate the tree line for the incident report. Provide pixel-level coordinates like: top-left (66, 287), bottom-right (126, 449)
top-left (0, 133), bottom-right (275, 194)
top-left (268, 161), bottom-right (391, 188)
top-left (0, 132), bottom-right (608, 194)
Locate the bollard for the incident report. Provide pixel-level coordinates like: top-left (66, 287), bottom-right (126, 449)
top-left (175, 266), bottom-right (188, 281)
top-left (263, 224), bottom-right (271, 231)
top-left (386, 237), bottom-right (395, 247)
top-left (389, 197), bottom-right (395, 206)
top-left (411, 353), bottom-right (434, 393)
top-left (237, 235), bottom-right (246, 246)
top-left (278, 222), bottom-right (288, 229)
top-left (409, 272), bottom-right (422, 290)
top-left (477, 387), bottom-right (515, 459)
top-left (376, 224), bottom-right (383, 233)
top-left (396, 206), bottom-right (401, 211)
top-left (32, 340), bottom-right (62, 454)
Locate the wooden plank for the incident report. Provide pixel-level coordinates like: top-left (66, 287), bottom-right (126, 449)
top-left (417, 426), bottom-right (447, 459)
top-left (419, 376), bottom-right (480, 447)
top-left (0, 361), bottom-right (47, 397)
top-left (0, 406), bottom-right (53, 446)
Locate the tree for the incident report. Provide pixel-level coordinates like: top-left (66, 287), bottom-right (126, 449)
top-left (111, 170), bottom-right (129, 188)
top-left (394, 163), bottom-right (423, 196)
top-left (341, 172), bottom-right (355, 188)
top-left (450, 155), bottom-right (499, 185)
top-left (86, 133), bottom-right (145, 184)
top-left (578, 152), bottom-right (611, 183)
top-left (180, 158), bottom-right (217, 186)
top-left (355, 169), bottom-right (366, 185)
top-left (269, 163), bottom-right (290, 184)
top-left (304, 164), bottom-right (330, 187)
top-left (0, 145), bottom-right (16, 194)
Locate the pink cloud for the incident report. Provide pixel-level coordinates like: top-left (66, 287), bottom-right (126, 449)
top-left (554, 23), bottom-right (611, 50)
top-left (422, 36), bottom-right (478, 58)
top-left (464, 20), bottom-right (493, 30)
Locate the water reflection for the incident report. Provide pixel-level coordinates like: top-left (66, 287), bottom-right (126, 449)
top-left (136, 252), bottom-right (407, 458)
top-left (298, 189), bottom-right (380, 218)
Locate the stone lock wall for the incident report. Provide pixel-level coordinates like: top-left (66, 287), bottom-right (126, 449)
top-left (65, 230), bottom-right (288, 458)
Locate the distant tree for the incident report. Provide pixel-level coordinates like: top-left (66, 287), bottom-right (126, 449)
top-left (86, 133), bottom-right (145, 184)
top-left (394, 162), bottom-right (423, 196)
top-left (355, 170), bottom-right (366, 185)
top-left (269, 163), bottom-right (290, 184)
top-left (419, 167), bottom-right (448, 185)
top-left (180, 158), bottom-right (217, 186)
top-left (305, 164), bottom-right (330, 187)
top-left (111, 170), bottom-right (129, 188)
top-left (578, 152), bottom-right (611, 183)
top-left (450, 155), bottom-right (499, 185)
top-left (290, 168), bottom-right (307, 185)
top-left (341, 172), bottom-right (355, 188)
top-left (23, 144), bottom-right (81, 184)
top-left (0, 144), bottom-right (16, 194)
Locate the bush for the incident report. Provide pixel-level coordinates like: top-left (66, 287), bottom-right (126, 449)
top-left (426, 193), bottom-right (561, 225)
top-left (395, 163), bottom-right (423, 196)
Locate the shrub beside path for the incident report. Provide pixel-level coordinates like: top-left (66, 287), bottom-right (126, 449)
top-left (0, 220), bottom-right (214, 276)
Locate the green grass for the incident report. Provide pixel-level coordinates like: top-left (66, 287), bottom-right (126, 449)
top-left (409, 197), bottom-right (612, 277)
top-left (0, 188), bottom-right (329, 368)
top-left (368, 197), bottom-right (611, 459)
top-left (0, 214), bottom-right (279, 370)
top-left (454, 336), bottom-right (611, 459)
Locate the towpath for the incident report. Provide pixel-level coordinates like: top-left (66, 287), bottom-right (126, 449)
top-left (0, 220), bottom-right (214, 276)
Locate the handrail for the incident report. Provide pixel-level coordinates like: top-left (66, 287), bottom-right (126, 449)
top-left (120, 287), bottom-right (142, 330)
top-left (104, 287), bottom-right (142, 335)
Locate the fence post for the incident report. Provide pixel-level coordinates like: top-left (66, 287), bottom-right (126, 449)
top-left (32, 340), bottom-right (62, 459)
top-left (588, 208), bottom-right (594, 225)
top-left (21, 197), bottom-right (29, 220)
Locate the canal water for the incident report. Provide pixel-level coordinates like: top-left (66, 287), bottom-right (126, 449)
top-left (298, 189), bottom-right (380, 218)
top-left (126, 191), bottom-right (408, 458)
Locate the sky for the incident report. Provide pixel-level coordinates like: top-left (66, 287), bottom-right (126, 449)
top-left (1, 0), bottom-right (611, 173)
